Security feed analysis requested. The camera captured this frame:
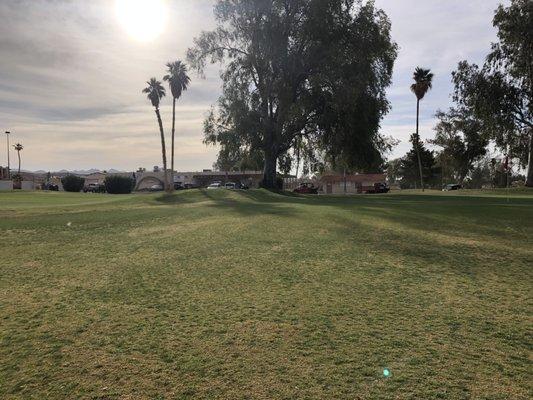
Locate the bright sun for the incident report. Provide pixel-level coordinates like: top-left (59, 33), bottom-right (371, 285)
top-left (115, 0), bottom-right (168, 43)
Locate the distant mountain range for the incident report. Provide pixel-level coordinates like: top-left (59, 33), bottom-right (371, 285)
top-left (22, 169), bottom-right (127, 175)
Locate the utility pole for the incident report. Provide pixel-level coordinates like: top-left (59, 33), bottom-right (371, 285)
top-left (5, 131), bottom-right (10, 179)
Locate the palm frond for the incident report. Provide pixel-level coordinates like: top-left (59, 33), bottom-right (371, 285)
top-left (411, 67), bottom-right (434, 100)
top-left (165, 60), bottom-right (191, 99)
top-left (143, 78), bottom-right (166, 108)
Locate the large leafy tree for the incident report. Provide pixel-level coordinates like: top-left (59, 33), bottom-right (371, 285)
top-left (410, 67), bottom-right (434, 191)
top-left (451, 0), bottom-right (532, 186)
top-left (187, 0), bottom-right (397, 188)
top-left (430, 109), bottom-right (489, 183)
top-left (142, 78), bottom-right (170, 192)
top-left (163, 61), bottom-right (191, 183)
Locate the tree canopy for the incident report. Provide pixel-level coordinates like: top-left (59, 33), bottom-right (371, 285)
top-left (187, 0), bottom-right (397, 187)
top-left (430, 108), bottom-right (488, 183)
top-left (449, 0), bottom-right (532, 186)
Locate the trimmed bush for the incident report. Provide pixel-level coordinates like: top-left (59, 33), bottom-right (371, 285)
top-left (105, 175), bottom-right (134, 194)
top-left (61, 175), bottom-right (85, 192)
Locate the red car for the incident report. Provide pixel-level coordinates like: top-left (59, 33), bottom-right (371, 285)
top-left (293, 183), bottom-right (319, 194)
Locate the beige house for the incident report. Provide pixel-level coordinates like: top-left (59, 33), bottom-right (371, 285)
top-left (320, 173), bottom-right (387, 194)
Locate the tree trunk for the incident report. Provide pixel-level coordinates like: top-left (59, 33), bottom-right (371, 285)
top-left (155, 108), bottom-right (170, 192)
top-left (17, 151), bottom-right (21, 174)
top-left (526, 129), bottom-right (533, 187)
top-left (262, 150), bottom-right (277, 189)
top-left (170, 97), bottom-right (176, 192)
top-left (295, 140), bottom-right (300, 180)
top-left (415, 99), bottom-right (425, 191)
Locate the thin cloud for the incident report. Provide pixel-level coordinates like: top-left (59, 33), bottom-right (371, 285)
top-left (0, 0), bottom-right (507, 170)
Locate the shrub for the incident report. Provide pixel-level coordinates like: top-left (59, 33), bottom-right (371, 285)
top-left (105, 175), bottom-right (134, 194)
top-left (61, 175), bottom-right (85, 192)
top-left (11, 173), bottom-right (22, 182)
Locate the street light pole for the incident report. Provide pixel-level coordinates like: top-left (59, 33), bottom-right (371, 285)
top-left (5, 131), bottom-right (10, 179)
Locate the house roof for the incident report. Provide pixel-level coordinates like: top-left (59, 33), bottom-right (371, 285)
top-left (320, 173), bottom-right (386, 183)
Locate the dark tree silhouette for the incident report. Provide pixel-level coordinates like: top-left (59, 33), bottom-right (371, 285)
top-left (163, 61), bottom-right (191, 187)
top-left (188, 0), bottom-right (397, 189)
top-left (410, 67), bottom-right (434, 191)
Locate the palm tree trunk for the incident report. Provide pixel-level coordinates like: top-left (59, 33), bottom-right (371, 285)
top-left (155, 108), bottom-right (170, 192)
top-left (17, 151), bottom-right (21, 174)
top-left (170, 97), bottom-right (176, 192)
top-left (415, 99), bottom-right (424, 191)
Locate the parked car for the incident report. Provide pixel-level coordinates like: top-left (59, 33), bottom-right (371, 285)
top-left (207, 182), bottom-right (222, 190)
top-left (225, 182), bottom-right (237, 189)
top-left (174, 182), bottom-right (184, 190)
top-left (42, 182), bottom-right (59, 191)
top-left (83, 183), bottom-right (106, 193)
top-left (149, 184), bottom-right (164, 192)
top-left (183, 183), bottom-right (198, 190)
top-left (366, 183), bottom-right (390, 194)
top-left (294, 183), bottom-right (319, 194)
top-left (442, 184), bottom-right (462, 191)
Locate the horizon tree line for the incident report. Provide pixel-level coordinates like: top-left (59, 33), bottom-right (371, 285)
top-left (141, 0), bottom-right (530, 191)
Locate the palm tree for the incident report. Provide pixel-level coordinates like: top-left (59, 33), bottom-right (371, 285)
top-left (163, 61), bottom-right (190, 188)
top-left (143, 78), bottom-right (170, 192)
top-left (13, 143), bottom-right (23, 174)
top-left (410, 67), bottom-right (434, 191)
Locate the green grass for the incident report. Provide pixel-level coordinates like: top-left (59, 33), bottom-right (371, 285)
top-left (1, 189), bottom-right (532, 399)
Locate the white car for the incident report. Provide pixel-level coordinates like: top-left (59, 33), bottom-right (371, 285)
top-left (207, 182), bottom-right (222, 190)
top-left (149, 184), bottom-right (164, 192)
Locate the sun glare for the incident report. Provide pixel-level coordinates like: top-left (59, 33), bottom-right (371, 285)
top-left (115, 0), bottom-right (168, 43)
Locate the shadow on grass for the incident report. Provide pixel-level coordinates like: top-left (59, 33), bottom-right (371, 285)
top-left (154, 188), bottom-right (533, 216)
top-left (198, 189), bottom-right (298, 217)
top-left (332, 194), bottom-right (532, 280)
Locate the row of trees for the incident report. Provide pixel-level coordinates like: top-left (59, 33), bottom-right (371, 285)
top-left (142, 1), bottom-right (529, 190)
top-left (143, 61), bottom-right (191, 192)
top-left (391, 0), bottom-right (532, 188)
top-left (61, 175), bottom-right (135, 194)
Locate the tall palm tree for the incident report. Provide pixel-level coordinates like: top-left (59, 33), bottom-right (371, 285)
top-left (410, 67), bottom-right (434, 191)
top-left (143, 78), bottom-right (170, 192)
top-left (163, 61), bottom-right (190, 187)
top-left (13, 143), bottom-right (23, 174)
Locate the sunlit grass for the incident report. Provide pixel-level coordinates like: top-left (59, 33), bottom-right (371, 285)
top-left (1, 189), bottom-right (531, 399)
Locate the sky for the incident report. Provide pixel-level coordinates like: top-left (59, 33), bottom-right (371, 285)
top-left (0, 0), bottom-right (508, 172)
